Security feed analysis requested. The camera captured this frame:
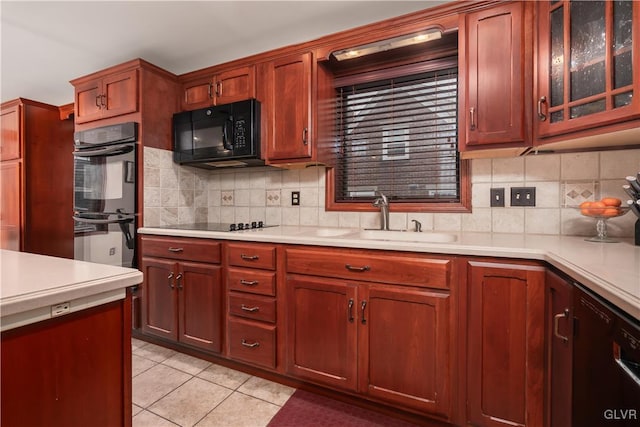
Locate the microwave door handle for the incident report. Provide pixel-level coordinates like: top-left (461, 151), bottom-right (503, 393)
top-left (73, 144), bottom-right (134, 157)
top-left (222, 118), bottom-right (233, 151)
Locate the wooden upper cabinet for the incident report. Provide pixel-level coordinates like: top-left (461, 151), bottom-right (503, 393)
top-left (1, 98), bottom-right (73, 257)
top-left (0, 161), bottom-right (21, 251)
top-left (0, 104), bottom-right (20, 161)
top-left (460, 1), bottom-right (532, 158)
top-left (181, 66), bottom-right (256, 110)
top-left (536, 1), bottom-right (640, 141)
top-left (267, 52), bottom-right (313, 162)
top-left (74, 69), bottom-right (138, 124)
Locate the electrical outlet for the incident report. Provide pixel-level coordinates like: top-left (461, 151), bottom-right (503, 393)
top-left (51, 302), bottom-right (70, 317)
top-left (511, 187), bottom-right (536, 207)
top-left (490, 188), bottom-right (505, 207)
top-left (291, 191), bottom-right (300, 206)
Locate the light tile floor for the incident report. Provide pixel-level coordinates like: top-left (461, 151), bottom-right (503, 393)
top-left (132, 338), bottom-right (296, 427)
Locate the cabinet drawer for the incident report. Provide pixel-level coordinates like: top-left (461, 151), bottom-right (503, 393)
top-left (227, 243), bottom-right (276, 270)
top-left (286, 247), bottom-right (451, 289)
top-left (141, 235), bottom-right (221, 263)
top-left (227, 268), bottom-right (276, 296)
top-left (229, 293), bottom-right (276, 323)
top-left (228, 318), bottom-right (276, 369)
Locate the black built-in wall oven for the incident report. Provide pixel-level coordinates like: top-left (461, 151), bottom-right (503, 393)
top-left (72, 122), bottom-right (138, 267)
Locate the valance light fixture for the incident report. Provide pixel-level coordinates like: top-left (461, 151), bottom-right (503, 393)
top-left (331, 28), bottom-right (443, 61)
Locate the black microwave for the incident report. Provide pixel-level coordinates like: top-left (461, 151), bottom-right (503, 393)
top-left (173, 99), bottom-right (261, 168)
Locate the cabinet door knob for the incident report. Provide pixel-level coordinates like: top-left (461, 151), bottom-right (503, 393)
top-left (241, 339), bottom-right (260, 348)
top-left (348, 298), bottom-right (354, 323)
top-left (537, 96), bottom-right (547, 121)
top-left (167, 272), bottom-right (174, 289)
top-left (175, 273), bottom-right (183, 290)
top-left (302, 127), bottom-right (308, 145)
top-left (95, 95), bottom-right (102, 109)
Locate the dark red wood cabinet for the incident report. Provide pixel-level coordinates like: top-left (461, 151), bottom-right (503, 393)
top-left (0, 98), bottom-right (74, 258)
top-left (466, 260), bottom-right (545, 427)
top-left (74, 69), bottom-right (138, 124)
top-left (1, 296), bottom-right (132, 427)
top-left (181, 65), bottom-right (256, 110)
top-left (545, 269), bottom-right (574, 427)
top-left (226, 242), bottom-right (278, 369)
top-left (535, 0), bottom-right (640, 142)
top-left (285, 246), bottom-right (454, 420)
top-left (460, 1), bottom-right (533, 158)
top-left (140, 236), bottom-right (223, 353)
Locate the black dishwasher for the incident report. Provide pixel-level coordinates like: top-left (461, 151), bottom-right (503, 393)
top-left (572, 285), bottom-right (640, 426)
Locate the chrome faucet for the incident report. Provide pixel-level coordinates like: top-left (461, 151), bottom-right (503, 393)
top-left (372, 191), bottom-right (390, 231)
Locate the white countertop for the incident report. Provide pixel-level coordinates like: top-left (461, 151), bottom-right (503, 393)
top-left (140, 225), bottom-right (640, 320)
top-left (1, 250), bottom-right (143, 331)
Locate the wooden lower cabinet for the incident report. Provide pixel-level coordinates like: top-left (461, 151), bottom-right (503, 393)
top-left (286, 273), bottom-right (452, 419)
top-left (545, 270), bottom-right (573, 427)
top-left (466, 261), bottom-right (545, 427)
top-left (140, 236), bottom-right (223, 353)
top-left (286, 275), bottom-right (358, 390)
top-left (1, 296), bottom-right (132, 427)
top-left (141, 257), bottom-right (222, 353)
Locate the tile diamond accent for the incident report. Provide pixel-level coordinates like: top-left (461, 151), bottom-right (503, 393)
top-left (562, 181), bottom-right (599, 207)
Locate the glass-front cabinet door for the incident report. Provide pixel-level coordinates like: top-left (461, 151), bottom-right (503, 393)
top-left (536, 1), bottom-right (639, 138)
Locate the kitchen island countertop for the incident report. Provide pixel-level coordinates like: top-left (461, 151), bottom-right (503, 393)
top-left (0, 250), bottom-right (142, 331)
top-left (139, 225), bottom-right (640, 320)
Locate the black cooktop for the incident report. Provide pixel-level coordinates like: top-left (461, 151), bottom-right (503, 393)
top-left (161, 222), bottom-right (277, 232)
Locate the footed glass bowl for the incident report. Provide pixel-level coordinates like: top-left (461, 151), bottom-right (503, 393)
top-left (577, 206), bottom-right (630, 243)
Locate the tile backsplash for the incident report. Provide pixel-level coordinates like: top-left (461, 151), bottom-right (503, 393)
top-left (143, 147), bottom-right (640, 238)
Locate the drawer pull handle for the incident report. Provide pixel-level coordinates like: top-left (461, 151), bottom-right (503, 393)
top-left (345, 264), bottom-right (370, 272)
top-left (168, 247), bottom-right (184, 253)
top-left (554, 308), bottom-right (570, 342)
top-left (241, 339), bottom-right (260, 348)
top-left (241, 304), bottom-right (260, 313)
top-left (240, 280), bottom-right (259, 286)
top-left (240, 254), bottom-right (259, 261)
top-left (348, 298), bottom-right (354, 323)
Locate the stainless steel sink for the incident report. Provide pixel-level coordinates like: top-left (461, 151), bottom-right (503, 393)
top-left (355, 229), bottom-right (457, 243)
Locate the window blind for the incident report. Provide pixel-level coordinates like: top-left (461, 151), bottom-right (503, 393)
top-left (334, 67), bottom-right (459, 203)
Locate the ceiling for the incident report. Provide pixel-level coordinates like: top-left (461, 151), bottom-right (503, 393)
top-left (1, 1), bottom-right (448, 107)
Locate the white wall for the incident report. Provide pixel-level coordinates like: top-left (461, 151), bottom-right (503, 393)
top-left (143, 147), bottom-right (640, 238)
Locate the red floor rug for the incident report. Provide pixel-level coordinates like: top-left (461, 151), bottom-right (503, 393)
top-left (267, 389), bottom-right (423, 427)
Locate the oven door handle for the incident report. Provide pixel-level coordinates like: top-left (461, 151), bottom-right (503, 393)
top-left (72, 214), bottom-right (135, 224)
top-left (73, 144), bottom-right (134, 157)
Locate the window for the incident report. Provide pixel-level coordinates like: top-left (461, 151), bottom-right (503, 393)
top-left (326, 59), bottom-right (470, 212)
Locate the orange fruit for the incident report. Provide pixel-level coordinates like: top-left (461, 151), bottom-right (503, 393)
top-left (601, 197), bottom-right (622, 207)
top-left (588, 201), bottom-right (606, 216)
top-left (602, 207), bottom-right (620, 217)
top-left (579, 201), bottom-right (592, 215)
